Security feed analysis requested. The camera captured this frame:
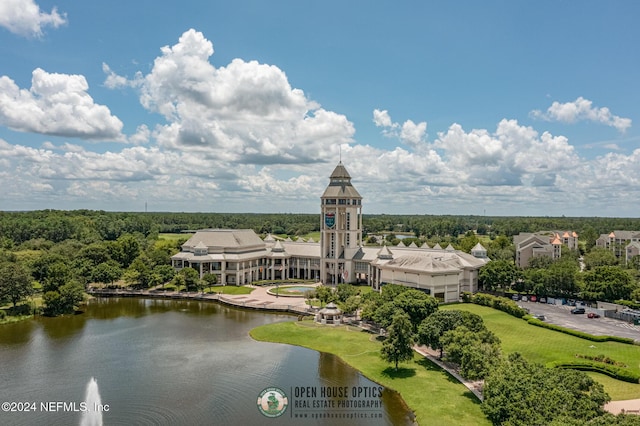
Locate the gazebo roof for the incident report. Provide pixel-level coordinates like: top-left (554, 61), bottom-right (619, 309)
top-left (319, 302), bottom-right (342, 315)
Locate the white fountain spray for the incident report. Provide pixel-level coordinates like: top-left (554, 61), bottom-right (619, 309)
top-left (80, 377), bottom-right (103, 426)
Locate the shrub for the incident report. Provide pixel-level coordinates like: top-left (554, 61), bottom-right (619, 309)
top-left (528, 318), bottom-right (635, 344)
top-left (470, 293), bottom-right (527, 318)
top-left (575, 353), bottom-right (626, 367)
top-left (549, 360), bottom-right (640, 384)
top-left (0, 310), bottom-right (5, 319)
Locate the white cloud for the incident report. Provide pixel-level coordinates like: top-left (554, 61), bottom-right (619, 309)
top-left (373, 109), bottom-right (427, 148)
top-left (435, 119), bottom-right (580, 186)
top-left (373, 109), bottom-right (393, 127)
top-left (129, 124), bottom-right (151, 145)
top-left (0, 0), bottom-right (66, 38)
top-left (107, 29), bottom-right (354, 165)
top-left (2, 28), bottom-right (638, 216)
top-left (0, 68), bottom-right (125, 141)
top-left (531, 97), bottom-right (632, 133)
top-left (102, 63), bottom-right (140, 90)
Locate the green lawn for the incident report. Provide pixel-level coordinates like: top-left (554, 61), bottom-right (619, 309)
top-left (441, 303), bottom-right (640, 398)
top-left (251, 321), bottom-right (489, 426)
top-left (158, 233), bottom-right (191, 240)
top-left (204, 285), bottom-right (255, 295)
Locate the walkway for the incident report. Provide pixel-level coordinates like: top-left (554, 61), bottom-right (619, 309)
top-left (413, 345), bottom-right (484, 401)
top-left (87, 283), bottom-right (319, 316)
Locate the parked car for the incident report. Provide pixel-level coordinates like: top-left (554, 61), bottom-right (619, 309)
top-left (530, 295), bottom-right (537, 302)
top-left (512, 294), bottom-right (520, 301)
top-left (571, 307), bottom-right (585, 314)
top-left (539, 297), bottom-right (547, 304)
top-left (587, 312), bottom-right (600, 318)
top-left (521, 296), bottom-right (528, 302)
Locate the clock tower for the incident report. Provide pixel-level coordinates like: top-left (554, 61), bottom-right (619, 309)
top-left (320, 162), bottom-right (362, 285)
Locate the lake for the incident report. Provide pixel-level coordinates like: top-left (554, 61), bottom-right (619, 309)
top-left (0, 298), bottom-right (414, 425)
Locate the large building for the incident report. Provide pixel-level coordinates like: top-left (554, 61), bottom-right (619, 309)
top-left (596, 230), bottom-right (640, 262)
top-left (514, 231), bottom-right (578, 268)
top-left (171, 162), bottom-right (488, 302)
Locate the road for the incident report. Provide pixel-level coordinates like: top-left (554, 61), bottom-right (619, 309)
top-left (519, 300), bottom-right (640, 342)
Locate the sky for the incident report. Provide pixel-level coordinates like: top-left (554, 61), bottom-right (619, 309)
top-left (0, 1), bottom-right (639, 217)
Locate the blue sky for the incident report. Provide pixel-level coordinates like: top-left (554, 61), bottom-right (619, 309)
top-left (1, 1), bottom-right (639, 216)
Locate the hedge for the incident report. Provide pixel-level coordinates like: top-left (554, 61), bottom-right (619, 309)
top-left (527, 318), bottom-right (636, 345)
top-left (548, 360), bottom-right (640, 384)
top-left (470, 292), bottom-right (527, 318)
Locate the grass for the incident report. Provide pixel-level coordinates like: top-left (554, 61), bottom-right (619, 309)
top-left (585, 373), bottom-right (640, 400)
top-left (0, 297), bottom-right (42, 325)
top-left (158, 233), bottom-right (191, 240)
top-left (204, 285), bottom-right (255, 295)
top-left (251, 320), bottom-right (489, 426)
top-left (441, 304), bottom-right (640, 398)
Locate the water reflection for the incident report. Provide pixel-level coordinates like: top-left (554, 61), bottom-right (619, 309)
top-left (0, 297), bottom-right (414, 425)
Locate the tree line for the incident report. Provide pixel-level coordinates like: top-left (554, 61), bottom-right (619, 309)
top-left (3, 210), bottom-right (640, 247)
top-left (479, 247), bottom-right (640, 305)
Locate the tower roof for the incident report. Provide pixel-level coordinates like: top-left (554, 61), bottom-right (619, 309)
top-left (330, 162), bottom-right (352, 179)
top-left (321, 162), bottom-right (362, 199)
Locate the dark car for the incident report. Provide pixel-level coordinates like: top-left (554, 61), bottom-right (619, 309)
top-left (571, 307), bottom-right (585, 314)
top-left (587, 312), bottom-right (600, 318)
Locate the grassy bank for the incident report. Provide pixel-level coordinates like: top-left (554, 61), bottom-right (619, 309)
top-left (250, 320), bottom-right (489, 426)
top-left (441, 304), bottom-right (640, 398)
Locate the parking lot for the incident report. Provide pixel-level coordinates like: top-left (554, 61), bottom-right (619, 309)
top-left (518, 300), bottom-right (640, 342)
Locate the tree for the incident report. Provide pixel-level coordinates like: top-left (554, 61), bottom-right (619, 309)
top-left (440, 326), bottom-right (501, 380)
top-left (482, 353), bottom-right (610, 426)
top-left (417, 310), bottom-right (485, 357)
top-left (583, 248), bottom-right (618, 270)
top-left (340, 295), bottom-right (361, 316)
top-left (124, 257), bottom-right (152, 288)
top-left (479, 260), bottom-right (519, 291)
top-left (380, 311), bottom-right (415, 371)
top-left (90, 261), bottom-right (122, 285)
top-left (177, 267), bottom-right (199, 292)
top-left (202, 272), bottom-right (218, 292)
top-left (457, 231), bottom-right (479, 253)
top-left (154, 264), bottom-right (176, 287)
top-left (42, 261), bottom-right (72, 292)
top-left (0, 262), bottom-right (33, 308)
top-left (335, 283), bottom-right (357, 303)
top-left (314, 285), bottom-right (335, 306)
top-left (108, 234), bottom-right (141, 268)
top-left (581, 266), bottom-right (635, 301)
top-left (393, 290), bottom-right (439, 331)
top-left (42, 280), bottom-right (85, 316)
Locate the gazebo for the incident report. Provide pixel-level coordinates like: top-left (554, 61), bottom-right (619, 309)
top-left (315, 302), bottom-right (343, 325)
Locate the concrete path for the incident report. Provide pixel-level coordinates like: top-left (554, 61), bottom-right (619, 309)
top-left (604, 399), bottom-right (640, 415)
top-left (413, 345), bottom-right (484, 401)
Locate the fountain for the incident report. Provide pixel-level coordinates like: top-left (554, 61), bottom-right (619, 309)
top-left (80, 377), bottom-right (103, 426)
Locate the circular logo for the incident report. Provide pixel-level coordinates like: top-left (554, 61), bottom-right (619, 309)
top-left (257, 387), bottom-right (288, 418)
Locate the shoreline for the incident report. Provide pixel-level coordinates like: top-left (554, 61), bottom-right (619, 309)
top-left (87, 287), bottom-right (314, 316)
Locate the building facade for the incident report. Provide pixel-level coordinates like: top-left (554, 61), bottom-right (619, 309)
top-left (596, 230), bottom-right (640, 262)
top-left (514, 231), bottom-right (578, 268)
top-left (171, 162), bottom-right (488, 302)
